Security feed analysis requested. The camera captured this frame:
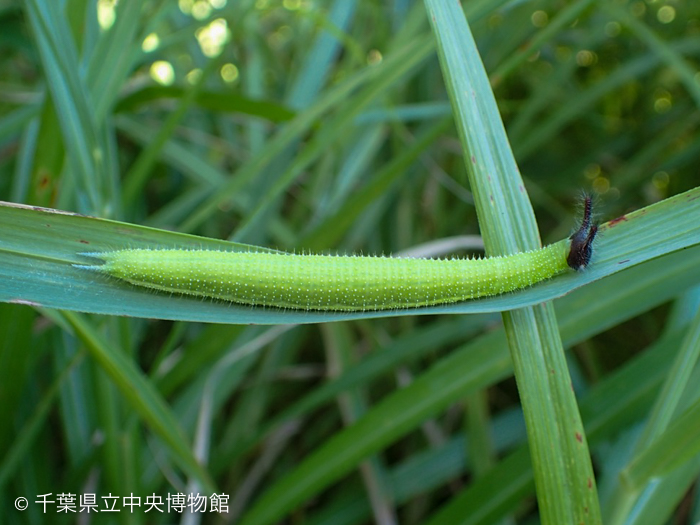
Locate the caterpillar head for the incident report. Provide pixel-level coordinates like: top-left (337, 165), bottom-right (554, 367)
top-left (567, 195), bottom-right (598, 271)
top-left (567, 223), bottom-right (597, 271)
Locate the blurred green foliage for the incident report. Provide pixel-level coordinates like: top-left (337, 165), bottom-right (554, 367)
top-left (1, 0), bottom-right (700, 524)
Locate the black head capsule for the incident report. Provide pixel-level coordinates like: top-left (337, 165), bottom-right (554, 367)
top-left (567, 196), bottom-right (598, 271)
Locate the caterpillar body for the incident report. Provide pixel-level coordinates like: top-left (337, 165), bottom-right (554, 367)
top-left (78, 200), bottom-right (597, 312)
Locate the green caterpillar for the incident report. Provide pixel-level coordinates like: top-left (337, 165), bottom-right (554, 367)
top-left (78, 200), bottom-right (597, 312)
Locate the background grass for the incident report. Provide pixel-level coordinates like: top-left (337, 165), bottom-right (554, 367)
top-left (1, 0), bottom-right (700, 524)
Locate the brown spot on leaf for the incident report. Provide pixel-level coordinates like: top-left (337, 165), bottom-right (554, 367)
top-left (609, 215), bottom-right (628, 226)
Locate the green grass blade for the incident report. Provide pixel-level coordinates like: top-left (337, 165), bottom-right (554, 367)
top-left (179, 33), bottom-right (435, 234)
top-left (301, 119), bottom-right (452, 250)
top-left (59, 311), bottom-right (216, 493)
top-left (622, 399), bottom-right (700, 492)
top-left (0, 187), bottom-right (699, 322)
top-left (232, 37), bottom-right (435, 241)
top-left (637, 307), bottom-right (700, 448)
top-left (115, 86), bottom-right (295, 122)
top-left (425, 2), bottom-right (600, 522)
top-left (605, 307), bottom-right (700, 522)
top-left (23, 0), bottom-right (108, 214)
top-left (85, 0), bottom-right (144, 123)
top-left (122, 58), bottom-right (219, 206)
